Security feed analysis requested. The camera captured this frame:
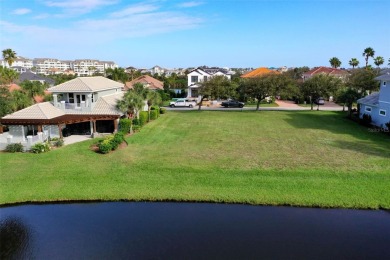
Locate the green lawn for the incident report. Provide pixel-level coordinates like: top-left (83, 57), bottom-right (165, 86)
top-left (1, 111), bottom-right (389, 209)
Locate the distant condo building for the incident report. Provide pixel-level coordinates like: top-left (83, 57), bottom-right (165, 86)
top-left (1, 56), bottom-right (118, 76)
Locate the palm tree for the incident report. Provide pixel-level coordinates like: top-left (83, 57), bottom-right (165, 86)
top-left (374, 56), bottom-right (384, 68)
top-left (362, 47), bottom-right (375, 68)
top-left (2, 48), bottom-right (17, 67)
top-left (116, 90), bottom-right (144, 120)
top-left (329, 57), bottom-right (341, 68)
top-left (0, 66), bottom-right (19, 84)
top-left (348, 58), bottom-right (359, 69)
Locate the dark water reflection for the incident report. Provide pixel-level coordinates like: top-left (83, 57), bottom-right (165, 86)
top-left (0, 202), bottom-right (389, 259)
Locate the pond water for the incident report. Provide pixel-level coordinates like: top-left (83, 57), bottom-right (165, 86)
top-left (1, 202), bottom-right (389, 259)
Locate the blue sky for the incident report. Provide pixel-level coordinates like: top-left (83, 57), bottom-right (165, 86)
top-left (0, 0), bottom-right (389, 69)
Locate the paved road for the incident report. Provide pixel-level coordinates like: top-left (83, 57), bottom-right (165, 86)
top-left (165, 101), bottom-right (346, 112)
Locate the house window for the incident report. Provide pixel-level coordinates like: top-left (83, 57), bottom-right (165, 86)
top-left (91, 93), bottom-right (95, 102)
top-left (365, 106), bottom-right (372, 113)
top-left (383, 81), bottom-right (387, 86)
top-left (379, 109), bottom-right (386, 116)
top-left (68, 93), bottom-right (74, 103)
top-left (191, 76), bottom-right (198, 83)
top-left (204, 76), bottom-right (208, 81)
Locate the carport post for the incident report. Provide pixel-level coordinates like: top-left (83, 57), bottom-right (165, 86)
top-left (58, 124), bottom-right (63, 139)
top-left (113, 119), bottom-right (118, 133)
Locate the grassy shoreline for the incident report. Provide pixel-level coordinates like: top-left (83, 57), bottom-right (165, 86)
top-left (1, 111), bottom-right (389, 209)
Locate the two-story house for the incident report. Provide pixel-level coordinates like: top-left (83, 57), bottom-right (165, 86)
top-left (357, 73), bottom-right (390, 129)
top-left (187, 68), bottom-right (231, 99)
top-left (0, 77), bottom-right (125, 150)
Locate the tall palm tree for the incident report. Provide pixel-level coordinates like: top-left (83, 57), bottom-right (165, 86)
top-left (2, 48), bottom-right (17, 67)
top-left (348, 58), bottom-right (359, 69)
top-left (362, 47), bottom-right (375, 68)
top-left (329, 57), bottom-right (341, 68)
top-left (374, 56), bottom-right (384, 68)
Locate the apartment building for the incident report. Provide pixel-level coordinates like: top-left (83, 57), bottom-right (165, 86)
top-left (0, 56), bottom-right (34, 69)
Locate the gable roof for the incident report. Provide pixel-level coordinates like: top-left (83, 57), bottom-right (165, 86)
top-left (357, 92), bottom-right (380, 106)
top-left (241, 67), bottom-right (280, 78)
top-left (48, 76), bottom-right (124, 93)
top-left (124, 75), bottom-right (164, 90)
top-left (2, 102), bottom-right (65, 120)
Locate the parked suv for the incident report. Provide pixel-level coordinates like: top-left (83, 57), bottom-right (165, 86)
top-left (221, 99), bottom-right (245, 108)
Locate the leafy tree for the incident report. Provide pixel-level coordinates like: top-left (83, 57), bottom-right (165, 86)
top-left (0, 66), bottom-right (19, 84)
top-left (374, 56), bottom-right (384, 68)
top-left (284, 66), bottom-right (310, 80)
top-left (241, 74), bottom-right (298, 110)
top-left (197, 75), bottom-right (238, 110)
top-left (335, 87), bottom-right (360, 118)
top-left (0, 86), bottom-right (13, 117)
top-left (329, 57), bottom-right (341, 68)
top-left (2, 48), bottom-right (17, 67)
top-left (301, 74), bottom-right (342, 110)
top-left (348, 58), bottom-right (359, 69)
top-left (10, 90), bottom-right (32, 111)
top-left (362, 47), bottom-right (375, 68)
top-left (19, 80), bottom-right (46, 101)
top-left (106, 67), bottom-right (129, 83)
top-left (346, 68), bottom-right (379, 95)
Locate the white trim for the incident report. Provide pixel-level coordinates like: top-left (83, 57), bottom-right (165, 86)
top-left (379, 100), bottom-right (390, 104)
top-left (379, 109), bottom-right (386, 116)
top-left (365, 106), bottom-right (372, 113)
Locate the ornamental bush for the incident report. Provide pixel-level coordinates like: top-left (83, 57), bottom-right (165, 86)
top-left (139, 111), bottom-right (148, 126)
top-left (119, 118), bottom-right (132, 134)
top-left (160, 107), bottom-right (166, 114)
top-left (97, 132), bottom-right (125, 154)
top-left (5, 143), bottom-right (24, 153)
top-left (150, 110), bottom-right (159, 120)
top-left (30, 142), bottom-right (50, 154)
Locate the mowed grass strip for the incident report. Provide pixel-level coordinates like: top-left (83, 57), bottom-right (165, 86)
top-left (1, 111), bottom-right (389, 209)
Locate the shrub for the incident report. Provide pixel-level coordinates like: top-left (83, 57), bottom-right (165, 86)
top-left (53, 139), bottom-right (64, 147)
top-left (151, 106), bottom-right (160, 118)
top-left (160, 107), bottom-right (166, 114)
top-left (119, 118), bottom-right (132, 134)
top-left (386, 121), bottom-right (390, 130)
top-left (139, 111), bottom-right (148, 126)
top-left (132, 118), bottom-right (140, 126)
top-left (5, 143), bottom-right (24, 153)
top-left (98, 135), bottom-right (114, 154)
top-left (150, 110), bottom-right (159, 120)
top-left (97, 132), bottom-right (125, 154)
top-left (360, 113), bottom-right (372, 126)
top-left (132, 125), bottom-right (141, 132)
top-left (30, 142), bottom-right (50, 154)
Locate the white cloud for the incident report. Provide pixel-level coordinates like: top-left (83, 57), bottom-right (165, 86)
top-left (110, 4), bottom-right (160, 17)
top-left (44, 0), bottom-right (118, 14)
top-left (177, 1), bottom-right (204, 8)
top-left (12, 8), bottom-right (32, 15)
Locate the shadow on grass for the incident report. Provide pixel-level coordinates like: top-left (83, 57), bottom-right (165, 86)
top-left (284, 111), bottom-right (390, 159)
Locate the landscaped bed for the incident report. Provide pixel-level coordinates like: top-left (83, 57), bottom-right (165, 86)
top-left (1, 111), bottom-right (389, 209)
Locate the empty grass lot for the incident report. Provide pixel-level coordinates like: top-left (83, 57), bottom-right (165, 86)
top-left (1, 111), bottom-right (389, 209)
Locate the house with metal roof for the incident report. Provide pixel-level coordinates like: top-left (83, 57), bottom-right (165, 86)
top-left (357, 74), bottom-right (390, 129)
top-left (0, 76), bottom-right (125, 150)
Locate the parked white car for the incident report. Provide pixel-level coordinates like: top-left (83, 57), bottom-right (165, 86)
top-left (169, 98), bottom-right (197, 108)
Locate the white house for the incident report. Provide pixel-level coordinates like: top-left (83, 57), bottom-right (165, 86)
top-left (186, 68), bottom-right (231, 99)
top-left (0, 77), bottom-right (126, 151)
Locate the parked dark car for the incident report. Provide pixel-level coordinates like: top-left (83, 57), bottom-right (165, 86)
top-left (221, 100), bottom-right (245, 108)
top-left (314, 98), bottom-right (325, 105)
